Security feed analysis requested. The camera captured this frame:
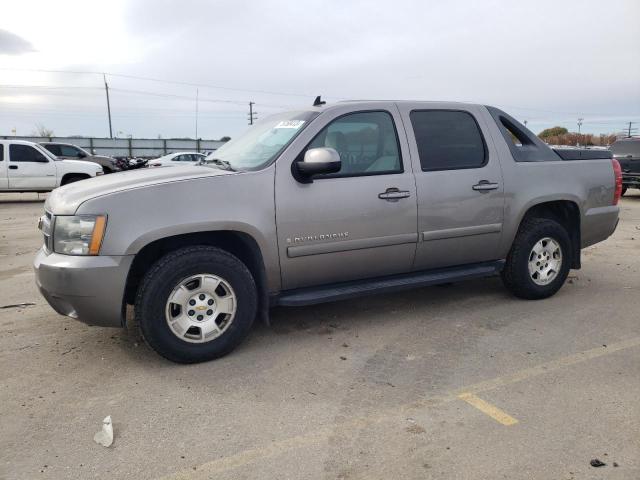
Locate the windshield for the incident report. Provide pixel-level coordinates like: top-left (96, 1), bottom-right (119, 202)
top-left (204, 110), bottom-right (318, 171)
top-left (36, 144), bottom-right (59, 161)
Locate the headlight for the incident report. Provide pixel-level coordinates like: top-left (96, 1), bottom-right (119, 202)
top-left (53, 215), bottom-right (107, 255)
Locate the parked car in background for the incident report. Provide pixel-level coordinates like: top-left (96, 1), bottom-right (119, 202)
top-left (610, 138), bottom-right (640, 195)
top-left (40, 142), bottom-right (121, 174)
top-left (1, 140), bottom-right (102, 192)
top-left (148, 152), bottom-right (206, 167)
top-left (127, 157), bottom-right (149, 169)
top-left (34, 101), bottom-right (621, 363)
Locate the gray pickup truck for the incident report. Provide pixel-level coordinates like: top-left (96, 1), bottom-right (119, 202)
top-left (34, 101), bottom-right (622, 363)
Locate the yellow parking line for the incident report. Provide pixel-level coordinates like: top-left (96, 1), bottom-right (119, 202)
top-left (159, 336), bottom-right (640, 479)
top-left (457, 392), bottom-right (518, 426)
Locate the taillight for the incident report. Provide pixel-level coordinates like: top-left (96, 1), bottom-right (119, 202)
top-left (612, 158), bottom-right (622, 205)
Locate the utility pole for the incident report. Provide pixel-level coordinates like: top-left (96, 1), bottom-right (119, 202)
top-left (577, 118), bottom-right (583, 147)
top-left (248, 101), bottom-right (257, 125)
top-left (103, 74), bottom-right (113, 139)
top-left (195, 88), bottom-right (199, 140)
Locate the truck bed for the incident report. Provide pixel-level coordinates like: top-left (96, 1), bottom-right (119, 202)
top-left (552, 149), bottom-right (613, 161)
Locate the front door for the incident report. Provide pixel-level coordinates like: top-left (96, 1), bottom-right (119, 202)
top-left (397, 104), bottom-right (505, 270)
top-left (8, 144), bottom-right (57, 190)
top-left (275, 105), bottom-right (418, 290)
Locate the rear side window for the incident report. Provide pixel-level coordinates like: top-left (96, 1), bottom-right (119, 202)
top-left (410, 110), bottom-right (486, 171)
top-left (10, 144), bottom-right (48, 162)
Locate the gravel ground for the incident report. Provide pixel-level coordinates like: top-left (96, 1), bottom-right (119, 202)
top-left (1, 191), bottom-right (639, 480)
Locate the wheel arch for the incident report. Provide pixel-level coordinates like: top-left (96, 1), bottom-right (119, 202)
top-left (60, 173), bottom-right (91, 185)
top-left (123, 230), bottom-right (269, 324)
top-left (512, 199), bottom-right (582, 269)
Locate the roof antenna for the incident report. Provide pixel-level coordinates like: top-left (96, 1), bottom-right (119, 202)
top-left (313, 95), bottom-right (326, 107)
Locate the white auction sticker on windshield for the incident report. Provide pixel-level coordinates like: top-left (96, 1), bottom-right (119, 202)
top-left (274, 120), bottom-right (305, 129)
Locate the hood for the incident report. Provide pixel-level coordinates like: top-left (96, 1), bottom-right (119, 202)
top-left (46, 165), bottom-right (235, 215)
top-left (60, 159), bottom-right (103, 169)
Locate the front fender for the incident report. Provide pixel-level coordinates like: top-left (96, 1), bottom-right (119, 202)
top-left (76, 169), bottom-right (280, 289)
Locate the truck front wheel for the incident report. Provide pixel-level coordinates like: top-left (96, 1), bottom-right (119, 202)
top-left (135, 246), bottom-right (257, 363)
top-left (501, 218), bottom-right (571, 300)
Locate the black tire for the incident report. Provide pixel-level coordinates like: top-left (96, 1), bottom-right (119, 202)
top-left (501, 217), bottom-right (571, 300)
top-left (61, 174), bottom-right (89, 185)
top-left (621, 187), bottom-right (627, 197)
top-left (135, 246), bottom-right (257, 363)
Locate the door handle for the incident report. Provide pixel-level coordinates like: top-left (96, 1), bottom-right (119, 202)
top-left (9, 165), bottom-right (18, 170)
top-left (378, 188), bottom-right (411, 201)
top-left (472, 180), bottom-right (499, 192)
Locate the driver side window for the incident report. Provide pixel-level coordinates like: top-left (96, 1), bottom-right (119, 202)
top-left (308, 111), bottom-right (402, 177)
top-left (10, 144), bottom-right (48, 162)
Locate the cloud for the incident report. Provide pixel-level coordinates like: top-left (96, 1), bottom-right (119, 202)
top-left (1, 0), bottom-right (638, 137)
top-left (0, 29), bottom-right (35, 55)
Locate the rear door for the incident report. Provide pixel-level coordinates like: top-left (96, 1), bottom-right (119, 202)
top-left (275, 104), bottom-right (418, 289)
top-left (8, 144), bottom-right (57, 190)
top-left (397, 104), bottom-right (505, 270)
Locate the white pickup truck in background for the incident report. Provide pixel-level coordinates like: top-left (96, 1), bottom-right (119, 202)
top-left (0, 140), bottom-right (102, 192)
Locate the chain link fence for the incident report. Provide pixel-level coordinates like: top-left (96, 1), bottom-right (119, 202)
top-left (0, 136), bottom-right (227, 159)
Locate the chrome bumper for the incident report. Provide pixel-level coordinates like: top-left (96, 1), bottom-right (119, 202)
top-left (34, 248), bottom-right (134, 327)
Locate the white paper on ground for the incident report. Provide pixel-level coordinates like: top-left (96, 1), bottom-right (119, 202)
top-left (93, 415), bottom-right (113, 447)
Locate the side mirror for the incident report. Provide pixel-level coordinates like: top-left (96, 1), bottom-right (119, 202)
top-left (78, 151), bottom-right (87, 158)
top-left (296, 147), bottom-right (341, 179)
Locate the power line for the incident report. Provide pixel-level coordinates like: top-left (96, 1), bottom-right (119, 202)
top-left (0, 84), bottom-right (295, 109)
top-left (0, 67), bottom-right (325, 100)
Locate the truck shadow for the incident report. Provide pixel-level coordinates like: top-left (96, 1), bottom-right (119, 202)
top-left (112, 275), bottom-right (523, 366)
top-left (264, 276), bottom-right (510, 337)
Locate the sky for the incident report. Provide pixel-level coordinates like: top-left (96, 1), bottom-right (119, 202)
top-left (1, 0), bottom-right (639, 139)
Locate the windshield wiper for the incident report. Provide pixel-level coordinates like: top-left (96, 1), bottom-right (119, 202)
top-left (205, 158), bottom-right (236, 171)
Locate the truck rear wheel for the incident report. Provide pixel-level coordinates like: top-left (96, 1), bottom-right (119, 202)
top-left (501, 217), bottom-right (571, 300)
top-left (135, 246), bottom-right (257, 363)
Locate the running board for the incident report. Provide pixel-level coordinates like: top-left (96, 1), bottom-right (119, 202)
top-left (273, 260), bottom-right (504, 307)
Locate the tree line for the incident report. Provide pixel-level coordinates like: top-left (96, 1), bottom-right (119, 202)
top-left (538, 126), bottom-right (617, 147)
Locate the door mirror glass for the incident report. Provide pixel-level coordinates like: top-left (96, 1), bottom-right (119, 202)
top-left (297, 147), bottom-right (341, 179)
